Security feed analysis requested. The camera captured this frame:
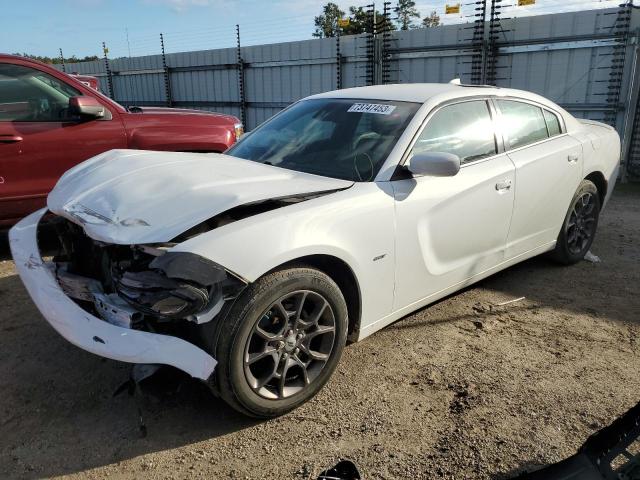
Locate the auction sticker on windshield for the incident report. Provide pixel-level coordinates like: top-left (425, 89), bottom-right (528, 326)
top-left (347, 103), bottom-right (396, 115)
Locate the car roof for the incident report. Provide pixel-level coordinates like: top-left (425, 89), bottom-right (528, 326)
top-left (308, 82), bottom-right (562, 110)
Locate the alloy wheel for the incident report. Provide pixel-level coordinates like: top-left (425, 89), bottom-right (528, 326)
top-left (566, 191), bottom-right (597, 256)
top-left (243, 290), bottom-right (336, 400)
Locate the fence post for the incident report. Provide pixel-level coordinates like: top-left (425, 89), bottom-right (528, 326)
top-left (365, 3), bottom-right (376, 86)
top-left (619, 27), bottom-right (640, 183)
top-left (236, 24), bottom-right (247, 128)
top-left (470, 0), bottom-right (487, 85)
top-left (336, 23), bottom-right (342, 89)
top-left (102, 42), bottom-right (114, 99)
top-left (160, 33), bottom-right (172, 107)
top-left (603, 2), bottom-right (633, 129)
top-left (486, 0), bottom-right (510, 85)
top-left (59, 48), bottom-right (66, 73)
top-left (381, 1), bottom-right (393, 84)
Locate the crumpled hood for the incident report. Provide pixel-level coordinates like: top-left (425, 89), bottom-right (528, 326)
top-left (48, 149), bottom-right (353, 245)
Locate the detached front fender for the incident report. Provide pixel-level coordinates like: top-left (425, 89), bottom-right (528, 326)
top-left (169, 183), bottom-right (397, 335)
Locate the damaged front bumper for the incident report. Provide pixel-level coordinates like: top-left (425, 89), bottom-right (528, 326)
top-left (9, 208), bottom-right (217, 380)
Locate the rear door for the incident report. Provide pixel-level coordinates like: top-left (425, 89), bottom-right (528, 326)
top-left (495, 99), bottom-right (583, 258)
top-left (392, 99), bottom-right (516, 310)
top-left (0, 61), bottom-right (126, 225)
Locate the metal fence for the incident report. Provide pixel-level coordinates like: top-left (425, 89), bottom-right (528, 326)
top-left (56, 4), bottom-right (640, 180)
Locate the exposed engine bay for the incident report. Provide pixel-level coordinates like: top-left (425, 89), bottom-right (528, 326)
top-left (47, 215), bottom-right (246, 342)
top-left (38, 188), bottom-right (340, 357)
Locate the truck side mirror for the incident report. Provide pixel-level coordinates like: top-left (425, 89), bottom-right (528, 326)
top-left (68, 96), bottom-right (107, 120)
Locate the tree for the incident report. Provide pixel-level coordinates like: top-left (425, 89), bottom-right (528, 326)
top-left (313, 2), bottom-right (345, 38)
top-left (12, 53), bottom-right (100, 64)
top-left (394, 0), bottom-right (420, 30)
top-left (313, 3), bottom-right (397, 38)
top-left (422, 10), bottom-right (441, 28)
top-left (342, 6), bottom-right (396, 35)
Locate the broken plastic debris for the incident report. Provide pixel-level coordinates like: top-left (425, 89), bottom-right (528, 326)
top-left (584, 251), bottom-right (601, 263)
top-left (495, 296), bottom-right (525, 307)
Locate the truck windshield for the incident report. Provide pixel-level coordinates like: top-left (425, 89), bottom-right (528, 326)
top-left (226, 98), bottom-right (421, 181)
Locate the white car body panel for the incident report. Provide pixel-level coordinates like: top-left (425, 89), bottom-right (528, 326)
top-left (47, 149), bottom-right (353, 245)
top-left (359, 239), bottom-right (557, 339)
top-left (572, 119), bottom-right (621, 207)
top-left (504, 134), bottom-right (583, 258)
top-left (10, 83), bottom-right (622, 376)
top-left (172, 182), bottom-right (398, 328)
top-left (391, 153), bottom-right (516, 312)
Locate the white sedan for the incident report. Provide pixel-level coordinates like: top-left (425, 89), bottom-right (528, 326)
top-left (10, 82), bottom-right (620, 417)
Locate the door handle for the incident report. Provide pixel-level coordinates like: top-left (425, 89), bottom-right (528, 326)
top-left (495, 180), bottom-right (512, 192)
top-left (568, 154), bottom-right (579, 164)
top-left (0, 135), bottom-right (23, 144)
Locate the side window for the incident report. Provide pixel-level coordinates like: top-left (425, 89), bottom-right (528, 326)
top-left (497, 100), bottom-right (548, 149)
top-left (0, 63), bottom-right (81, 122)
top-left (413, 100), bottom-right (497, 164)
top-left (543, 109), bottom-right (562, 137)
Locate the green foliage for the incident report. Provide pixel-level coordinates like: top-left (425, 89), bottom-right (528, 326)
top-left (12, 53), bottom-right (100, 64)
top-left (394, 0), bottom-right (420, 30)
top-left (313, 2), bottom-right (345, 38)
top-left (313, 3), bottom-right (396, 38)
top-left (422, 10), bottom-right (441, 28)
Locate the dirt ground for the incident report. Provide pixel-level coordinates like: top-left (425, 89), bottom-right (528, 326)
top-left (1, 185), bottom-right (639, 480)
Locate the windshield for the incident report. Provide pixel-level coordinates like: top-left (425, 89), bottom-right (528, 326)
top-left (226, 98), bottom-right (421, 181)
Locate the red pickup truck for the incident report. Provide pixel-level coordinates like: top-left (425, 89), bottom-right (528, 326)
top-left (0, 54), bottom-right (243, 226)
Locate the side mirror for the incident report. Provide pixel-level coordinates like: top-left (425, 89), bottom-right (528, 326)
top-left (408, 151), bottom-right (460, 177)
top-left (68, 96), bottom-right (106, 119)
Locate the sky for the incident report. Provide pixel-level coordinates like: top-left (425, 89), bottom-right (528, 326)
top-left (0, 0), bottom-right (627, 59)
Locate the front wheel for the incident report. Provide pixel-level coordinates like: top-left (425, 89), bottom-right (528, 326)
top-left (209, 267), bottom-right (348, 418)
top-left (551, 179), bottom-right (600, 265)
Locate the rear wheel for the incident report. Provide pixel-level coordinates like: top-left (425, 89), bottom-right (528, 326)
top-left (552, 179), bottom-right (600, 265)
top-left (209, 267), bottom-right (348, 418)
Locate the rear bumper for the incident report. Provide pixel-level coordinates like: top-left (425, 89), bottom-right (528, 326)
top-left (9, 209), bottom-right (217, 380)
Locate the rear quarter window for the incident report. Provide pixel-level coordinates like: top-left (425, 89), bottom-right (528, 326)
top-left (497, 100), bottom-right (549, 149)
top-left (543, 109), bottom-right (562, 137)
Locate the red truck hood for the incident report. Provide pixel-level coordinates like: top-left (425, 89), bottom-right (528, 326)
top-left (129, 106), bottom-right (237, 122)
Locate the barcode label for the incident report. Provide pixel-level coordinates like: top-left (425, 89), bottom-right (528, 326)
top-left (347, 103), bottom-right (396, 115)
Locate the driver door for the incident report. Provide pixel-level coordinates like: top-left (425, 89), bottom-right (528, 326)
top-left (0, 61), bottom-right (126, 224)
top-left (391, 99), bottom-right (516, 310)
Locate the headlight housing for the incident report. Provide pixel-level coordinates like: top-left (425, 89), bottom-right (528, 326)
top-left (113, 252), bottom-right (245, 321)
top-left (116, 269), bottom-right (210, 319)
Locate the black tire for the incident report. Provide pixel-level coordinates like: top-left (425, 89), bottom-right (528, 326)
top-left (207, 266), bottom-right (348, 418)
top-left (551, 179), bottom-right (600, 265)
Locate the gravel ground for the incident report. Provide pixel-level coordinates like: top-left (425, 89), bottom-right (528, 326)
top-left (1, 184), bottom-right (639, 480)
